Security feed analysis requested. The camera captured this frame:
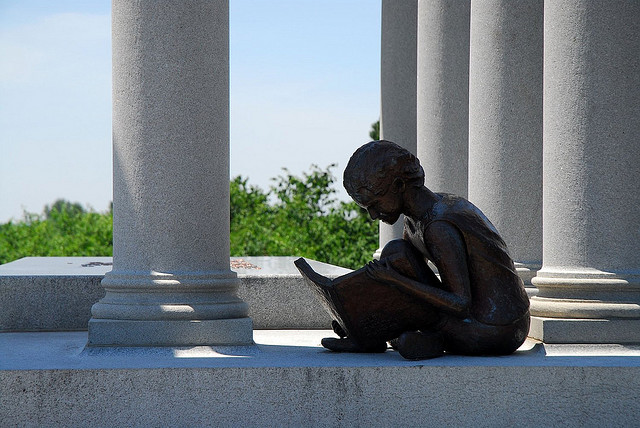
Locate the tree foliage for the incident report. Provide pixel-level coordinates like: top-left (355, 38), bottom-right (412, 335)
top-left (230, 165), bottom-right (378, 269)
top-left (0, 201), bottom-right (113, 264)
top-left (1, 166), bottom-right (379, 269)
top-left (369, 120), bottom-right (380, 141)
top-left (44, 199), bottom-right (85, 219)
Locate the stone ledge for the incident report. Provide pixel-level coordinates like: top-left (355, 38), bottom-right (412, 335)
top-left (1, 330), bottom-right (639, 427)
top-left (0, 257), bottom-right (349, 331)
top-left (530, 316), bottom-right (640, 343)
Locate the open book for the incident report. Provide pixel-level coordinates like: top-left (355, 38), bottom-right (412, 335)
top-left (294, 257), bottom-right (437, 350)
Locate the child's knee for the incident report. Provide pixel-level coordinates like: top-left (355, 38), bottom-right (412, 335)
top-left (381, 239), bottom-right (425, 279)
top-left (380, 239), bottom-right (413, 259)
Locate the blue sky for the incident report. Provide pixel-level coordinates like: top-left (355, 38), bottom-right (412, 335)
top-left (0, 0), bottom-right (381, 222)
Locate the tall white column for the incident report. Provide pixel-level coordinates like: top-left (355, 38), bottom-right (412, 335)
top-left (530, 0), bottom-right (640, 343)
top-left (88, 0), bottom-right (252, 346)
top-left (417, 0), bottom-right (470, 198)
top-left (375, 0), bottom-right (418, 259)
top-left (467, 0), bottom-right (543, 289)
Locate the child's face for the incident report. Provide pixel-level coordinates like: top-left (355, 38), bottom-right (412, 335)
top-left (354, 184), bottom-right (403, 225)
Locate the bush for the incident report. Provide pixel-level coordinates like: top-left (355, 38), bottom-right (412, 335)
top-left (230, 165), bottom-right (379, 268)
top-left (1, 166), bottom-right (379, 269)
top-left (0, 200), bottom-right (113, 264)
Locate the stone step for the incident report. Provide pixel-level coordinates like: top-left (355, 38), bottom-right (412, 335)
top-left (0, 257), bottom-right (350, 332)
top-left (1, 330), bottom-right (639, 427)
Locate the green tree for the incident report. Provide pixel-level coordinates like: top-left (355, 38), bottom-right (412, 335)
top-left (369, 120), bottom-right (380, 141)
top-left (44, 199), bottom-right (85, 219)
top-left (1, 167), bottom-right (378, 269)
top-left (230, 165), bottom-right (378, 269)
top-left (0, 201), bottom-right (113, 264)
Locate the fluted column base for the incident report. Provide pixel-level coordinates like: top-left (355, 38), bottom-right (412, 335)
top-left (514, 261), bottom-right (541, 297)
top-left (530, 268), bottom-right (640, 343)
top-left (88, 270), bottom-right (253, 346)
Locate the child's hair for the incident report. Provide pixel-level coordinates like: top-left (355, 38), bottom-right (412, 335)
top-left (343, 140), bottom-right (424, 199)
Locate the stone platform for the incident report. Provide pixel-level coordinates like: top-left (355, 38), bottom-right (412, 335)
top-left (0, 256), bottom-right (538, 333)
top-left (2, 258), bottom-right (640, 426)
top-left (1, 330), bottom-right (640, 427)
top-left (0, 257), bottom-right (348, 331)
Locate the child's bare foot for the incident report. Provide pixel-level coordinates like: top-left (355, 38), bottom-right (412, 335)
top-left (321, 337), bottom-right (387, 353)
top-left (391, 331), bottom-right (444, 360)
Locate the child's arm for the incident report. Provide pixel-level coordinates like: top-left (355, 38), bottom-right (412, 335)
top-left (366, 221), bottom-right (472, 318)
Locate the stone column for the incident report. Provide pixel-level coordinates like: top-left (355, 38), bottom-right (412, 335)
top-left (417, 0), bottom-right (470, 198)
top-left (467, 0), bottom-right (543, 290)
top-left (88, 0), bottom-right (252, 346)
top-left (530, 0), bottom-right (640, 343)
top-left (375, 0), bottom-right (418, 259)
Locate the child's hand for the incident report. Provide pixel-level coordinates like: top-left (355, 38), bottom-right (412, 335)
top-left (365, 259), bottom-right (401, 286)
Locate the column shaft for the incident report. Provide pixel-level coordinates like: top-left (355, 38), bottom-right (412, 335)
top-left (467, 0), bottom-right (543, 288)
top-left (376, 0), bottom-right (418, 258)
top-left (530, 0), bottom-right (640, 343)
top-left (88, 0), bottom-right (252, 346)
top-left (417, 0), bottom-right (470, 197)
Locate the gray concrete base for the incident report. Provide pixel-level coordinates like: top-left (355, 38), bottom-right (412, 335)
top-left (530, 316), bottom-right (640, 344)
top-left (530, 268), bottom-right (640, 343)
top-left (234, 256), bottom-right (348, 329)
top-left (2, 330), bottom-right (640, 427)
top-left (515, 261), bottom-right (541, 298)
top-left (0, 257), bottom-right (110, 331)
top-left (0, 257), bottom-right (348, 331)
top-left (87, 317), bottom-right (254, 346)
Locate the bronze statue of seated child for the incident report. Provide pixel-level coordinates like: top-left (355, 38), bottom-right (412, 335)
top-left (320, 140), bottom-right (530, 359)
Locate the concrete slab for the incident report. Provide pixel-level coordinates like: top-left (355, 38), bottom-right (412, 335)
top-left (0, 257), bottom-right (349, 331)
top-left (233, 256), bottom-right (350, 329)
top-left (0, 257), bottom-right (109, 332)
top-left (530, 316), bottom-right (640, 343)
top-left (1, 330), bottom-right (640, 427)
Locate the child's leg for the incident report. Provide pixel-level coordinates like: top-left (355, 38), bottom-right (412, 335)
top-left (380, 240), bottom-right (448, 359)
top-left (441, 314), bottom-right (530, 355)
top-left (390, 330), bottom-right (445, 360)
top-left (380, 239), bottom-right (441, 288)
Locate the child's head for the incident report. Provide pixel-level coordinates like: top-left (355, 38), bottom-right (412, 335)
top-left (343, 140), bottom-right (424, 204)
